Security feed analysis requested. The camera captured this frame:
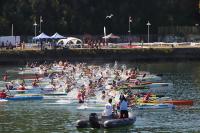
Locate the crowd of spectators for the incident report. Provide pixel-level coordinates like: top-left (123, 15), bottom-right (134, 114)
top-left (84, 39), bottom-right (109, 49)
top-left (0, 41), bottom-right (25, 50)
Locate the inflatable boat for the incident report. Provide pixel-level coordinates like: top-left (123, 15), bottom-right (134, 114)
top-left (76, 113), bottom-right (136, 128)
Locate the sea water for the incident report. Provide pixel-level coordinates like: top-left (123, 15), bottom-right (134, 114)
top-left (0, 61), bottom-right (200, 133)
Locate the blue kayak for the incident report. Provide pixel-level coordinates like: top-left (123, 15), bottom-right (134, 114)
top-left (4, 95), bottom-right (43, 101)
top-left (137, 103), bottom-right (175, 109)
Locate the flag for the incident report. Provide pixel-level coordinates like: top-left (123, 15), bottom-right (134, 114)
top-left (104, 26), bottom-right (107, 43)
top-left (129, 16), bottom-right (132, 23)
top-left (104, 26), bottom-right (106, 37)
top-left (40, 16), bottom-right (43, 23)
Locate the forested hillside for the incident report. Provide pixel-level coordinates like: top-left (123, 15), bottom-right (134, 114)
top-left (0, 0), bottom-right (199, 35)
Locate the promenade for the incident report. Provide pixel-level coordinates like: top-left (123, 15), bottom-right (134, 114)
top-left (0, 44), bottom-right (200, 65)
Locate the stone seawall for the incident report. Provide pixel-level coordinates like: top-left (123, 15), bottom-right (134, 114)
top-left (0, 48), bottom-right (200, 64)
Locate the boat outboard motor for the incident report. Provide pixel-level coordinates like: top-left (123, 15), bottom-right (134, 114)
top-left (89, 113), bottom-right (100, 128)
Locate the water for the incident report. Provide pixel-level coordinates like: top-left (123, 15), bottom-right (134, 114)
top-left (0, 61), bottom-right (200, 133)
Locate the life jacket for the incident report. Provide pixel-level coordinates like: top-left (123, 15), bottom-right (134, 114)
top-left (77, 92), bottom-right (84, 103)
top-left (18, 86), bottom-right (26, 90)
top-left (135, 80), bottom-right (140, 85)
top-left (0, 92), bottom-right (7, 98)
top-left (77, 92), bottom-right (82, 100)
top-left (130, 74), bottom-right (136, 79)
top-left (32, 82), bottom-right (38, 87)
top-left (3, 75), bottom-right (8, 81)
top-left (143, 93), bottom-right (151, 102)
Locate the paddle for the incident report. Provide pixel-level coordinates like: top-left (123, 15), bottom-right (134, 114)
top-left (141, 73), bottom-right (146, 81)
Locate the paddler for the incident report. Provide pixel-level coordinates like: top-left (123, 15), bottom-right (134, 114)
top-left (2, 72), bottom-right (8, 81)
top-left (32, 79), bottom-right (39, 87)
top-left (6, 81), bottom-right (14, 90)
top-left (77, 89), bottom-right (84, 103)
top-left (142, 93), bottom-right (151, 102)
top-left (101, 91), bottom-right (106, 100)
top-left (17, 83), bottom-right (26, 90)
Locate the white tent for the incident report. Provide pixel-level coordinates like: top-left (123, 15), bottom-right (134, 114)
top-left (57, 37), bottom-right (83, 48)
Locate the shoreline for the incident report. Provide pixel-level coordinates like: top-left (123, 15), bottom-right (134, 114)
top-left (0, 47), bottom-right (200, 65)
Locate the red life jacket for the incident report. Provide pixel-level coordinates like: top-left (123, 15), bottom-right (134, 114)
top-left (0, 92), bottom-right (7, 98)
top-left (143, 93), bottom-right (151, 102)
top-left (77, 92), bottom-right (82, 100)
top-left (3, 75), bottom-right (8, 81)
top-left (18, 86), bottom-right (26, 90)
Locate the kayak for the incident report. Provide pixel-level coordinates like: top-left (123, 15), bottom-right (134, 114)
top-left (5, 94), bottom-right (43, 101)
top-left (136, 96), bottom-right (172, 103)
top-left (8, 88), bottom-right (43, 95)
top-left (150, 100), bottom-right (193, 106)
top-left (136, 103), bottom-right (175, 109)
top-left (136, 75), bottom-right (162, 82)
top-left (145, 83), bottom-right (173, 88)
top-left (18, 75), bottom-right (44, 79)
top-left (136, 96), bottom-right (193, 105)
top-left (0, 99), bottom-right (8, 102)
top-left (126, 82), bottom-right (173, 89)
top-left (117, 85), bottom-right (149, 90)
top-left (43, 93), bottom-right (68, 99)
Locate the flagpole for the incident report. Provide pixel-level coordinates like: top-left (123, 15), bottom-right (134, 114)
top-left (128, 16), bottom-right (132, 45)
top-left (11, 24), bottom-right (13, 36)
top-left (39, 16), bottom-right (43, 33)
top-left (129, 18), bottom-right (131, 36)
top-left (33, 21), bottom-right (37, 44)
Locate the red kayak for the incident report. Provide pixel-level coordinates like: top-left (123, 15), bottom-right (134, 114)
top-left (162, 100), bottom-right (193, 105)
top-left (153, 100), bottom-right (194, 106)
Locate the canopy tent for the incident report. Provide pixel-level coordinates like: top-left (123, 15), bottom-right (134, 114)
top-left (33, 33), bottom-right (50, 40)
top-left (102, 33), bottom-right (120, 39)
top-left (51, 32), bottom-right (66, 39)
top-left (57, 37), bottom-right (83, 48)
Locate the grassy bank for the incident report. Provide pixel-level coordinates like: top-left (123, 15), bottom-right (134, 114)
top-left (0, 48), bottom-right (199, 64)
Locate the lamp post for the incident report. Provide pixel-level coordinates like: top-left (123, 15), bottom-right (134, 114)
top-left (128, 16), bottom-right (132, 45)
top-left (33, 21), bottom-right (37, 45)
top-left (146, 21), bottom-right (151, 43)
top-left (33, 21), bottom-right (37, 37)
top-left (39, 16), bottom-right (43, 33)
top-left (11, 24), bottom-right (14, 36)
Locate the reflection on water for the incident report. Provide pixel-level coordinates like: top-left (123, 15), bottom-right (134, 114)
top-left (0, 61), bottom-right (200, 133)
